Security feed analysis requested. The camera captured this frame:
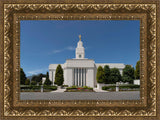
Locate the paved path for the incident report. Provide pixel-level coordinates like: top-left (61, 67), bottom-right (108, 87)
top-left (51, 88), bottom-right (108, 92)
top-left (93, 88), bottom-right (108, 92)
top-left (50, 88), bottom-right (66, 92)
top-left (20, 91), bottom-right (140, 100)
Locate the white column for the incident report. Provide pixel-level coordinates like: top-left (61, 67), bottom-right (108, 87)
top-left (85, 68), bottom-right (86, 86)
top-left (52, 71), bottom-right (54, 85)
top-left (81, 68), bottom-right (83, 87)
top-left (77, 68), bottom-right (79, 86)
top-left (79, 68), bottom-right (82, 86)
top-left (75, 68), bottom-right (77, 86)
top-left (77, 68), bottom-right (78, 86)
top-left (83, 68), bottom-right (85, 86)
top-left (73, 68), bottom-right (74, 86)
top-left (79, 68), bottom-right (80, 86)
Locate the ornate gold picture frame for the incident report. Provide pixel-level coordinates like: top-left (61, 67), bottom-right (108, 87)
top-left (0, 0), bottom-right (160, 119)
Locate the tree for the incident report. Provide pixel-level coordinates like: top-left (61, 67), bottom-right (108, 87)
top-left (110, 68), bottom-right (122, 83)
top-left (103, 65), bottom-right (111, 84)
top-left (135, 60), bottom-right (140, 79)
top-left (31, 76), bottom-right (38, 85)
top-left (20, 68), bottom-right (27, 85)
top-left (54, 64), bottom-right (64, 86)
top-left (96, 66), bottom-right (105, 83)
top-left (31, 73), bottom-right (46, 83)
top-left (39, 80), bottom-right (42, 86)
top-left (25, 79), bottom-right (30, 85)
top-left (44, 72), bottom-right (52, 86)
top-left (31, 81), bottom-right (37, 85)
top-left (122, 65), bottom-right (135, 84)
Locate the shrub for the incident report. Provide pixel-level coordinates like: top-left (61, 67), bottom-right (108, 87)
top-left (96, 66), bottom-right (105, 83)
top-left (104, 65), bottom-right (111, 84)
top-left (71, 85), bottom-right (77, 89)
top-left (43, 86), bottom-right (57, 90)
top-left (61, 85), bottom-right (68, 87)
top-left (119, 84), bottom-right (140, 89)
top-left (25, 79), bottom-right (30, 85)
top-left (54, 64), bottom-right (64, 86)
top-left (102, 85), bottom-right (140, 91)
top-left (135, 60), bottom-right (140, 79)
top-left (31, 81), bottom-right (37, 85)
top-left (102, 86), bottom-right (115, 90)
top-left (122, 65), bottom-right (135, 84)
top-left (83, 86), bottom-right (93, 89)
top-left (44, 72), bottom-right (52, 86)
top-left (110, 68), bottom-right (122, 83)
top-left (31, 85), bottom-right (41, 90)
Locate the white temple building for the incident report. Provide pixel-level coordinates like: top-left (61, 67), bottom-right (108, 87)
top-left (49, 35), bottom-right (125, 88)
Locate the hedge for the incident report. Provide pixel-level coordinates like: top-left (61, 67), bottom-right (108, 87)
top-left (102, 85), bottom-right (140, 91)
top-left (43, 86), bottom-right (57, 90)
top-left (20, 85), bottom-right (57, 90)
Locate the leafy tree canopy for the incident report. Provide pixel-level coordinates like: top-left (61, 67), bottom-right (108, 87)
top-left (135, 60), bottom-right (140, 79)
top-left (31, 73), bottom-right (46, 86)
top-left (110, 68), bottom-right (122, 83)
top-left (31, 73), bottom-right (46, 83)
top-left (31, 81), bottom-right (37, 85)
top-left (44, 72), bottom-right (52, 86)
top-left (103, 65), bottom-right (111, 84)
top-left (25, 78), bottom-right (30, 85)
top-left (122, 65), bottom-right (135, 83)
top-left (20, 68), bottom-right (27, 85)
top-left (54, 65), bottom-right (64, 86)
top-left (96, 66), bottom-right (105, 83)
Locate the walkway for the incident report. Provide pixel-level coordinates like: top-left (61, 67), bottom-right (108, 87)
top-left (50, 88), bottom-right (66, 92)
top-left (20, 91), bottom-right (140, 100)
top-left (93, 88), bottom-right (108, 92)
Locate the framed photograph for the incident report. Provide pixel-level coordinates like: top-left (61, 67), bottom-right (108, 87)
top-left (0, 0), bottom-right (160, 119)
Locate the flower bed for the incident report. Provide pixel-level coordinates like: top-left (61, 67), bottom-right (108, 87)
top-left (65, 86), bottom-right (94, 92)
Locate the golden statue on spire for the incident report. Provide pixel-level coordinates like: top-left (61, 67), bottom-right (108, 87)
top-left (79, 35), bottom-right (81, 41)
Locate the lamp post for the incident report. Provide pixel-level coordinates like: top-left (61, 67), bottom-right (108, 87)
top-left (116, 82), bottom-right (119, 92)
top-left (41, 77), bottom-right (46, 92)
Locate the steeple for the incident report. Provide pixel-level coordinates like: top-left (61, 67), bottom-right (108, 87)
top-left (79, 35), bottom-right (81, 41)
top-left (75, 35), bottom-right (85, 59)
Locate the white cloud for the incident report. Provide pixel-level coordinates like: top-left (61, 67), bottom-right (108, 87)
top-left (66, 46), bottom-right (75, 50)
top-left (50, 46), bottom-right (75, 54)
top-left (27, 68), bottom-right (47, 75)
top-left (52, 49), bottom-right (63, 54)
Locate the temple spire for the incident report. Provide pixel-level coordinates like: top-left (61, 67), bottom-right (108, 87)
top-left (76, 35), bottom-right (85, 59)
top-left (79, 35), bottom-right (81, 41)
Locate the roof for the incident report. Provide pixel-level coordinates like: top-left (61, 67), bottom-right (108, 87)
top-left (95, 63), bottom-right (125, 69)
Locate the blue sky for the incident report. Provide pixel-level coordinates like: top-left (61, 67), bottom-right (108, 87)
top-left (20, 20), bottom-right (140, 76)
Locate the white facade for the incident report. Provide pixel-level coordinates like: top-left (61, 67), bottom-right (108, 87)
top-left (42, 77), bottom-right (46, 85)
top-left (49, 35), bottom-right (125, 88)
top-left (134, 79), bottom-right (140, 85)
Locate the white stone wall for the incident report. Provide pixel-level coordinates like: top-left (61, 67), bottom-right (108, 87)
top-left (49, 70), bottom-right (56, 85)
top-left (64, 68), bottom-right (73, 86)
top-left (42, 77), bottom-right (46, 85)
top-left (86, 68), bottom-right (94, 88)
top-left (49, 62), bottom-right (125, 87)
top-left (134, 79), bottom-right (140, 85)
top-left (119, 69), bottom-right (123, 75)
top-left (49, 71), bottom-right (52, 82)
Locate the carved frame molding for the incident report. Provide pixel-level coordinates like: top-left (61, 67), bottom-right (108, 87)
top-left (0, 0), bottom-right (160, 119)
